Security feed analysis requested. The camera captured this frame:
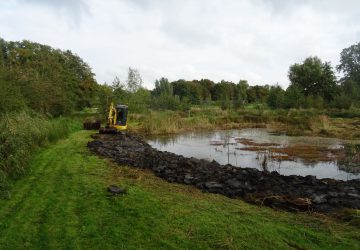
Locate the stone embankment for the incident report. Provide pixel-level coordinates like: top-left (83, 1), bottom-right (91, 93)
top-left (87, 133), bottom-right (360, 212)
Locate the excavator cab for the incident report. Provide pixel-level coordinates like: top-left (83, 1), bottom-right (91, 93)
top-left (114, 104), bottom-right (128, 129)
top-left (99, 102), bottom-right (128, 134)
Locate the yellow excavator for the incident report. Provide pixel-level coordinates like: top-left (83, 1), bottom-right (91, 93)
top-left (99, 102), bottom-right (128, 134)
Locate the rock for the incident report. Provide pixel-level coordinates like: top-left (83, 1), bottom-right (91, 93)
top-left (312, 194), bottom-right (327, 204)
top-left (184, 174), bottom-right (194, 184)
top-left (107, 185), bottom-right (127, 195)
top-left (226, 178), bottom-right (243, 188)
top-left (204, 181), bottom-right (223, 189)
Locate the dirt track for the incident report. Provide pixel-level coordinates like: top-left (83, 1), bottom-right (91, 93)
top-left (87, 132), bottom-right (360, 212)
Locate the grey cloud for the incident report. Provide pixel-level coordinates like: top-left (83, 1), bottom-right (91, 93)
top-left (19, 0), bottom-right (89, 23)
top-left (2, 0), bottom-right (359, 88)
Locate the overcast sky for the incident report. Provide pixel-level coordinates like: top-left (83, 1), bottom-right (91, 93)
top-left (1, 0), bottom-right (359, 88)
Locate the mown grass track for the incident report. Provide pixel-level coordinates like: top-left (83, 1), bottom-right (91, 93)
top-left (0, 131), bottom-right (358, 249)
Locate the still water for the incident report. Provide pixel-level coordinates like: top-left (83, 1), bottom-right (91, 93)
top-left (148, 129), bottom-right (360, 181)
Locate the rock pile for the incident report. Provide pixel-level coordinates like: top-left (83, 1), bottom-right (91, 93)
top-left (87, 132), bottom-right (360, 212)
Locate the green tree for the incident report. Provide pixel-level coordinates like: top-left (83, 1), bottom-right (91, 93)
top-left (233, 80), bottom-right (248, 108)
top-left (0, 38), bottom-right (98, 116)
top-left (126, 67), bottom-right (143, 93)
top-left (152, 77), bottom-right (183, 110)
top-left (0, 72), bottom-right (26, 113)
top-left (172, 80), bottom-right (202, 104)
top-left (195, 79), bottom-right (214, 102)
top-left (337, 42), bottom-right (360, 105)
top-left (212, 80), bottom-right (235, 102)
top-left (337, 42), bottom-right (360, 85)
top-left (112, 76), bottom-right (127, 102)
top-left (153, 77), bottom-right (173, 96)
top-left (284, 85), bottom-right (305, 108)
top-left (127, 88), bottom-right (151, 113)
top-left (288, 57), bottom-right (338, 102)
top-left (267, 85), bottom-right (285, 109)
top-left (246, 85), bottom-right (270, 103)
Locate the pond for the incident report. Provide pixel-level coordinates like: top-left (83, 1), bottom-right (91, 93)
top-left (147, 129), bottom-right (360, 181)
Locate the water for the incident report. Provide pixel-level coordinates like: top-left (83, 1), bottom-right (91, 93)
top-left (147, 129), bottom-right (360, 181)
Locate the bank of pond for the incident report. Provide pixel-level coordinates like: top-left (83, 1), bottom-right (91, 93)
top-left (88, 131), bottom-right (360, 212)
top-left (148, 128), bottom-right (360, 181)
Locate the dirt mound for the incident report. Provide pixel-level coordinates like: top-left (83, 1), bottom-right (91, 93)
top-left (87, 132), bottom-right (360, 212)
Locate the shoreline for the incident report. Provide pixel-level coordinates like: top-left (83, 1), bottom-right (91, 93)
top-left (88, 132), bottom-right (360, 213)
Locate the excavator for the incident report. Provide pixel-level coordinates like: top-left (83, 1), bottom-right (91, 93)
top-left (99, 102), bottom-right (128, 134)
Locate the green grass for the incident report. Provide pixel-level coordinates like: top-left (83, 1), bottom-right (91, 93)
top-left (0, 130), bottom-right (358, 249)
top-left (0, 111), bottom-right (82, 196)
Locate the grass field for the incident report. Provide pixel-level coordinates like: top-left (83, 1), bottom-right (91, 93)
top-left (0, 130), bottom-right (359, 249)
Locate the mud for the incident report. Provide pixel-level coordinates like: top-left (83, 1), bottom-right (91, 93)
top-left (87, 132), bottom-right (360, 212)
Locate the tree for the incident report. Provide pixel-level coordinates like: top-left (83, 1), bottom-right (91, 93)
top-left (337, 42), bottom-right (360, 85)
top-left (288, 57), bottom-right (338, 102)
top-left (95, 83), bottom-right (113, 117)
top-left (151, 77), bottom-right (183, 110)
top-left (211, 80), bottom-right (235, 102)
top-left (246, 85), bottom-right (270, 103)
top-left (267, 85), bottom-right (285, 109)
top-left (337, 42), bottom-right (360, 105)
top-left (0, 38), bottom-right (98, 116)
top-left (195, 79), bottom-right (214, 101)
top-left (111, 76), bottom-right (127, 102)
top-left (127, 88), bottom-right (151, 113)
top-left (284, 85), bottom-right (305, 108)
top-left (153, 77), bottom-right (173, 96)
top-left (0, 72), bottom-right (26, 113)
top-left (233, 80), bottom-right (248, 107)
top-left (172, 80), bottom-right (202, 104)
top-left (319, 62), bottom-right (338, 102)
top-left (126, 67), bottom-right (143, 93)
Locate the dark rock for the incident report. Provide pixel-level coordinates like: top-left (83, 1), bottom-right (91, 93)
top-left (184, 174), bottom-right (194, 184)
top-left (312, 194), bottom-right (327, 204)
top-left (226, 178), bottom-right (243, 188)
top-left (107, 185), bottom-right (127, 195)
top-left (204, 181), bottom-right (223, 189)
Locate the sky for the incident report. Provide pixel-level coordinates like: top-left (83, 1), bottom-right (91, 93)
top-left (1, 0), bottom-right (359, 89)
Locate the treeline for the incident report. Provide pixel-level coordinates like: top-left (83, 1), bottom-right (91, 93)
top-left (1, 37), bottom-right (359, 116)
top-left (0, 38), bottom-right (95, 195)
top-left (104, 42), bottom-right (360, 112)
top-left (0, 38), bottom-right (97, 116)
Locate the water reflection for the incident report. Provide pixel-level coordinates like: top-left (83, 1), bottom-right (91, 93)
top-left (147, 129), bottom-right (360, 181)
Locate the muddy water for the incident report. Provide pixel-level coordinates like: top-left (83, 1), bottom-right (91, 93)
top-left (147, 129), bottom-right (360, 181)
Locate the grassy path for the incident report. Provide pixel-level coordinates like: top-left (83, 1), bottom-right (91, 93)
top-left (0, 131), bottom-right (358, 249)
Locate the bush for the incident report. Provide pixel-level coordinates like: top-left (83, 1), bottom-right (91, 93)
top-left (0, 111), bottom-right (81, 196)
top-left (267, 86), bottom-right (285, 109)
top-left (330, 94), bottom-right (353, 109)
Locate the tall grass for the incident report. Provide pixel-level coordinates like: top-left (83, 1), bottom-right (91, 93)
top-left (128, 107), bottom-right (346, 137)
top-left (0, 111), bottom-right (81, 196)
